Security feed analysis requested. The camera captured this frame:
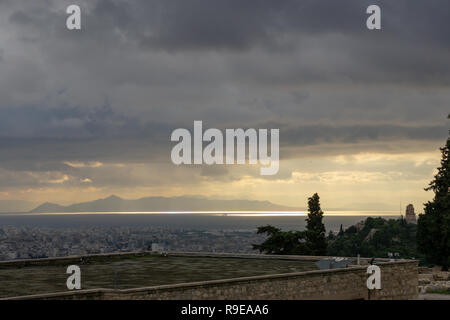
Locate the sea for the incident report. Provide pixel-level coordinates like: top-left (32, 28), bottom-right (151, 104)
top-left (0, 211), bottom-right (402, 232)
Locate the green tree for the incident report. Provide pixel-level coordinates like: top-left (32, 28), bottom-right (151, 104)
top-left (304, 193), bottom-right (327, 255)
top-left (417, 116), bottom-right (450, 270)
top-left (252, 225), bottom-right (306, 255)
top-left (253, 193), bottom-right (327, 256)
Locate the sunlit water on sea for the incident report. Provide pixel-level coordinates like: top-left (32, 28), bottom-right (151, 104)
top-left (0, 211), bottom-right (402, 231)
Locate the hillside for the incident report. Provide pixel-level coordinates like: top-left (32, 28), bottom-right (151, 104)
top-left (327, 216), bottom-right (420, 260)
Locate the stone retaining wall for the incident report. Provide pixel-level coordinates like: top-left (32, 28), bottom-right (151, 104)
top-left (105, 260), bottom-right (417, 300)
top-left (3, 252), bottom-right (418, 300)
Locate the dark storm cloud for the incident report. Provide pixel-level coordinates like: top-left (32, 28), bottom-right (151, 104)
top-left (0, 0), bottom-right (449, 189)
top-left (54, 0), bottom-right (450, 87)
top-left (0, 110), bottom-right (444, 172)
top-left (279, 123), bottom-right (449, 147)
top-left (78, 0), bottom-right (450, 52)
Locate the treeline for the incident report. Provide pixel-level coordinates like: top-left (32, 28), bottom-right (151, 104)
top-left (253, 213), bottom-right (420, 260)
top-left (327, 217), bottom-right (419, 259)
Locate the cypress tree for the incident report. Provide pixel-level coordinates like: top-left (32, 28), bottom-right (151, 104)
top-left (305, 193), bottom-right (327, 255)
top-left (338, 224), bottom-right (344, 236)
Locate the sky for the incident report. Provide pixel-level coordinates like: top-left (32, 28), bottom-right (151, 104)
top-left (0, 0), bottom-right (448, 212)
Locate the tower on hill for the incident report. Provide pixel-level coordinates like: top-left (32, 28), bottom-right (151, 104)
top-left (405, 204), bottom-right (417, 224)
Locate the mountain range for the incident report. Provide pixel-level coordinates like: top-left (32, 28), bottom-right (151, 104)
top-left (29, 195), bottom-right (301, 213)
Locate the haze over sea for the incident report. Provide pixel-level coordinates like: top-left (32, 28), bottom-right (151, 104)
top-left (0, 211), bottom-right (401, 232)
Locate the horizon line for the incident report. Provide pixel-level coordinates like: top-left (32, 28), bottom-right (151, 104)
top-left (3, 210), bottom-right (408, 217)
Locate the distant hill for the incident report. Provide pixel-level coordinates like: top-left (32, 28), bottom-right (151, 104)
top-left (30, 195), bottom-right (300, 213)
top-left (30, 202), bottom-right (66, 213)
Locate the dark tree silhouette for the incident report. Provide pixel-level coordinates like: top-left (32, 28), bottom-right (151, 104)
top-left (417, 115), bottom-right (450, 270)
top-left (252, 225), bottom-right (306, 255)
top-left (253, 193), bottom-right (327, 256)
top-left (304, 193), bottom-right (327, 255)
top-left (338, 224), bottom-right (344, 236)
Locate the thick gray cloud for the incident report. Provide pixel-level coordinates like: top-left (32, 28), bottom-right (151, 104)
top-left (0, 0), bottom-right (449, 191)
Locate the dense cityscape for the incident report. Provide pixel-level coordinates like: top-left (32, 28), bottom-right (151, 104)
top-left (0, 226), bottom-right (265, 261)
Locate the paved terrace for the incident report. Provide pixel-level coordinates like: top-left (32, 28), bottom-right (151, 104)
top-left (0, 252), bottom-right (417, 300)
top-left (0, 252), bottom-right (319, 298)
